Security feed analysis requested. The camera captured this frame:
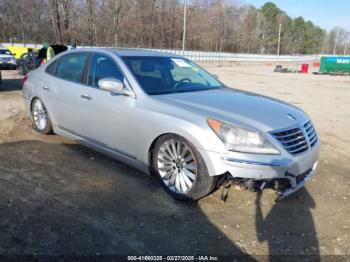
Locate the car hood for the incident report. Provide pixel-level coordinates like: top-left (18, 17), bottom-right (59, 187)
top-left (155, 88), bottom-right (309, 132)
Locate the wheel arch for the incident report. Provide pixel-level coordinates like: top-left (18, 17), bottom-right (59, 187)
top-left (147, 132), bottom-right (176, 175)
top-left (137, 110), bottom-right (227, 176)
top-left (147, 131), bottom-right (211, 174)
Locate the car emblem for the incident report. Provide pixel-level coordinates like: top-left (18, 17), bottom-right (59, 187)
top-left (287, 114), bottom-right (296, 120)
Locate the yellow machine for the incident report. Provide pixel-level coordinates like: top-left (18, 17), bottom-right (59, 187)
top-left (5, 46), bottom-right (39, 59)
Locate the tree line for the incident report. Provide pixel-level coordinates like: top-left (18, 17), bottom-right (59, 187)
top-left (0, 0), bottom-right (349, 55)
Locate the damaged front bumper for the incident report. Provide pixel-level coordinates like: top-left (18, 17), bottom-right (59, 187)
top-left (199, 140), bottom-right (320, 199)
top-left (277, 161), bottom-right (317, 199)
top-left (221, 160), bottom-right (318, 200)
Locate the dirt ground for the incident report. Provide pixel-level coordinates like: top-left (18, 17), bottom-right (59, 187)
top-left (0, 64), bottom-right (349, 258)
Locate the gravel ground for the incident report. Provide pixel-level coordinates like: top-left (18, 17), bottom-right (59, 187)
top-left (0, 65), bottom-right (349, 258)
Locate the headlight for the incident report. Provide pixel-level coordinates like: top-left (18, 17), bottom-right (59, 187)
top-left (208, 118), bottom-right (280, 154)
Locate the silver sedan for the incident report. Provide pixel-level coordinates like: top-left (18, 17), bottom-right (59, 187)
top-left (23, 49), bottom-right (320, 200)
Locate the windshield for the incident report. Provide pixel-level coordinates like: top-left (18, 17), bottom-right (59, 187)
top-left (122, 56), bottom-right (223, 95)
top-left (0, 49), bottom-right (12, 55)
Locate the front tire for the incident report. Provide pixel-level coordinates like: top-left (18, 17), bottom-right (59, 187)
top-left (17, 65), bottom-right (26, 75)
top-left (152, 134), bottom-right (217, 200)
top-left (31, 98), bottom-right (53, 135)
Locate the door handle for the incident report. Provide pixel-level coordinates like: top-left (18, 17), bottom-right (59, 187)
top-left (43, 86), bottom-right (50, 91)
top-left (80, 94), bottom-right (92, 101)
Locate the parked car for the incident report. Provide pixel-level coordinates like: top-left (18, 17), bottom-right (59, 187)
top-left (0, 48), bottom-right (17, 70)
top-left (22, 49), bottom-right (320, 200)
top-left (17, 45), bottom-right (69, 75)
top-left (5, 46), bottom-right (38, 59)
top-left (17, 51), bottom-right (40, 75)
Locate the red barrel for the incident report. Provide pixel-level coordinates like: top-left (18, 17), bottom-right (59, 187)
top-left (301, 64), bottom-right (309, 73)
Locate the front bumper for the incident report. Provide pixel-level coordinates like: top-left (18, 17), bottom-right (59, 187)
top-left (199, 140), bottom-right (320, 190)
top-left (0, 62), bottom-right (17, 69)
top-left (277, 163), bottom-right (317, 199)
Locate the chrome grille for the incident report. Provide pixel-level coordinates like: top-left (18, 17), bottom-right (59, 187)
top-left (271, 121), bottom-right (317, 155)
top-left (272, 127), bottom-right (308, 155)
top-left (1, 57), bottom-right (11, 62)
top-left (304, 121), bottom-right (318, 147)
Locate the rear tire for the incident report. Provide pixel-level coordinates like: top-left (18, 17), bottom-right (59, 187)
top-left (31, 98), bottom-right (53, 135)
top-left (152, 134), bottom-right (217, 200)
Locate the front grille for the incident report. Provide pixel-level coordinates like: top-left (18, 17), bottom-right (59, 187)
top-left (1, 57), bottom-right (11, 62)
top-left (304, 121), bottom-right (318, 147)
top-left (271, 121), bottom-right (317, 155)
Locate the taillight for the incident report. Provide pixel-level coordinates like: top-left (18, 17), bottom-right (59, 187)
top-left (22, 75), bottom-right (28, 86)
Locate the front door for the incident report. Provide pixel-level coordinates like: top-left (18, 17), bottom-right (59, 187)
top-left (77, 53), bottom-right (137, 158)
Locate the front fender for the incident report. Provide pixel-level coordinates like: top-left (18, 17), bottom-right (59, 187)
top-left (135, 109), bottom-right (227, 167)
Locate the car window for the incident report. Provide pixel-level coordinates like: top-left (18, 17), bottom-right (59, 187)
top-left (127, 59), bottom-right (162, 79)
top-left (122, 56), bottom-right (222, 95)
top-left (171, 66), bottom-right (209, 85)
top-left (88, 54), bottom-right (124, 88)
top-left (0, 49), bottom-right (12, 55)
top-left (28, 52), bottom-right (36, 59)
top-left (55, 53), bottom-right (89, 83)
top-left (46, 60), bottom-right (57, 76)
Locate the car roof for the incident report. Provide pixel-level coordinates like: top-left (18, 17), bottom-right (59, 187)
top-left (76, 48), bottom-right (183, 58)
top-left (114, 49), bottom-right (181, 58)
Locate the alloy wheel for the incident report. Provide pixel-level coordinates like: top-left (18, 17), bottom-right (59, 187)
top-left (32, 99), bottom-right (48, 131)
top-left (157, 138), bottom-right (198, 194)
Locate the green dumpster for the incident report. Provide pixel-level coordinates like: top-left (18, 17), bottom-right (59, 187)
top-left (319, 56), bottom-right (350, 73)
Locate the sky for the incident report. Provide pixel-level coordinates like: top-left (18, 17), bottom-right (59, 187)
top-left (244, 0), bottom-right (350, 31)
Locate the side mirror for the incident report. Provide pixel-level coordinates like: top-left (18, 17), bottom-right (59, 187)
top-left (98, 78), bottom-right (124, 92)
top-left (98, 78), bottom-right (133, 97)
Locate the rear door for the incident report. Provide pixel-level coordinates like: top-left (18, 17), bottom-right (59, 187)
top-left (42, 52), bottom-right (89, 132)
top-left (76, 52), bottom-right (137, 157)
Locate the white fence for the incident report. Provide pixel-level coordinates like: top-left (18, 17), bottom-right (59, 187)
top-left (143, 49), bottom-right (320, 62)
top-left (1, 42), bottom-right (320, 62)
